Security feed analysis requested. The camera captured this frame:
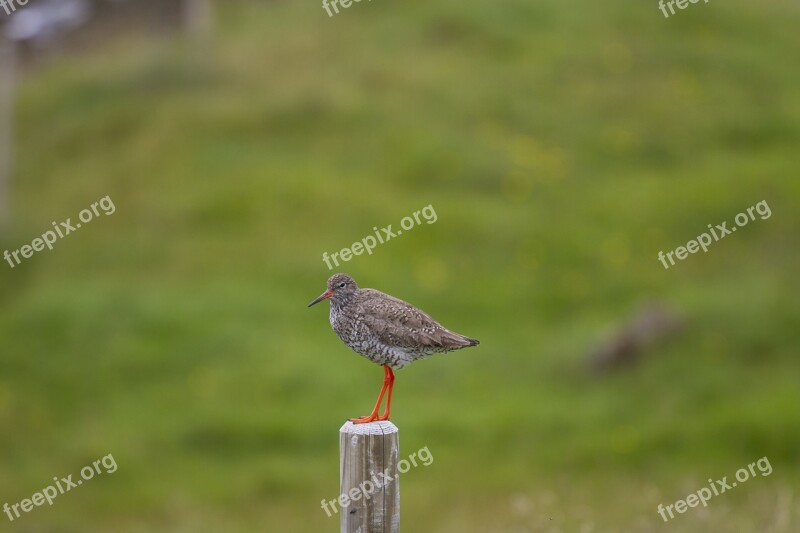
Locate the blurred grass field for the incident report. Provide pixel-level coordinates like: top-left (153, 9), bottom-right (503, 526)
top-left (1, 0), bottom-right (799, 531)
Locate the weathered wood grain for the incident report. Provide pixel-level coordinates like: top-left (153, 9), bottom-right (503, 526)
top-left (339, 421), bottom-right (400, 533)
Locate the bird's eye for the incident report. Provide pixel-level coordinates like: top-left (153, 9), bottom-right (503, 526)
top-left (338, 282), bottom-right (346, 288)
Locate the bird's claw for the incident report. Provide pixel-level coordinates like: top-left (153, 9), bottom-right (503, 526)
top-left (350, 413), bottom-right (390, 424)
top-left (350, 415), bottom-right (376, 424)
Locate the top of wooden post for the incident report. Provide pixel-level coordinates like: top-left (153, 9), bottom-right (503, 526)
top-left (339, 420), bottom-right (399, 436)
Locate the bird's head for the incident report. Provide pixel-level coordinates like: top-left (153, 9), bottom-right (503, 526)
top-left (307, 273), bottom-right (358, 307)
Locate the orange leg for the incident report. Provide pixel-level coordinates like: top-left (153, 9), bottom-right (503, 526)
top-left (351, 366), bottom-right (394, 424)
top-left (378, 367), bottom-right (394, 421)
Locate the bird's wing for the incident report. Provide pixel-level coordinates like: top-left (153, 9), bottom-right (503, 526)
top-left (357, 289), bottom-right (476, 351)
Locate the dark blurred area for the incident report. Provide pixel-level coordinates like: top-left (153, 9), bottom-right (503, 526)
top-left (0, 0), bottom-right (798, 531)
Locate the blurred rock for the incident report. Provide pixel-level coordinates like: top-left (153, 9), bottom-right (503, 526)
top-left (588, 305), bottom-right (683, 372)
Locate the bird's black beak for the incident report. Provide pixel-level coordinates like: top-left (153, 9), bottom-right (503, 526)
top-left (308, 289), bottom-right (333, 307)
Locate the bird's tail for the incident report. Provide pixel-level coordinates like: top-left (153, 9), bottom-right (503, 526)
top-left (447, 332), bottom-right (479, 348)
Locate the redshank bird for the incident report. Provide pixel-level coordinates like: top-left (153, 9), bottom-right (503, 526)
top-left (308, 273), bottom-right (479, 424)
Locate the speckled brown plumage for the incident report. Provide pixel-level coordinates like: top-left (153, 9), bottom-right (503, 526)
top-left (308, 273), bottom-right (479, 423)
top-left (309, 273), bottom-right (479, 370)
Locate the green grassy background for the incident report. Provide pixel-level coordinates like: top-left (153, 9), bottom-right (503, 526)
top-left (1, 0), bottom-right (799, 531)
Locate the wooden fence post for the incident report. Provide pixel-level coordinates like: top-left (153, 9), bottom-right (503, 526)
top-left (0, 31), bottom-right (14, 234)
top-left (183, 0), bottom-right (214, 46)
top-left (339, 421), bottom-right (400, 533)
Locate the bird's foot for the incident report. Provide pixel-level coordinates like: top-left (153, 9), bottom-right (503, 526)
top-left (349, 413), bottom-right (391, 424)
top-left (350, 413), bottom-right (380, 424)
